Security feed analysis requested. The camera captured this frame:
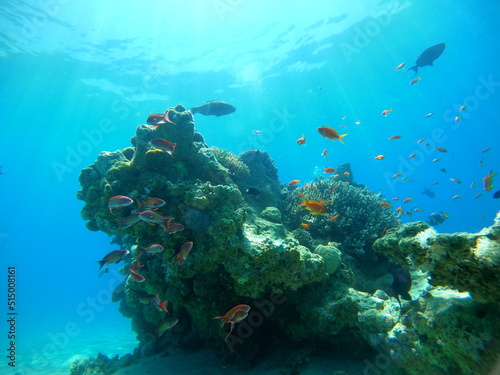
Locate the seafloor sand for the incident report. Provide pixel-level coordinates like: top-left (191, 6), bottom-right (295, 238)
top-left (113, 348), bottom-right (366, 375)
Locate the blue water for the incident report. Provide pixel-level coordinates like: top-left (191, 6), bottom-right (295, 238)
top-left (1, 1), bottom-right (499, 374)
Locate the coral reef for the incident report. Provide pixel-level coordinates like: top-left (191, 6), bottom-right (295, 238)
top-left (283, 171), bottom-right (399, 263)
top-left (77, 104), bottom-right (499, 375)
top-left (70, 353), bottom-right (133, 375)
top-left (373, 213), bottom-right (500, 303)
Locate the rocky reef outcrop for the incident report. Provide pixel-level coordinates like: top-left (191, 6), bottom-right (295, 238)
top-left (77, 104), bottom-right (500, 375)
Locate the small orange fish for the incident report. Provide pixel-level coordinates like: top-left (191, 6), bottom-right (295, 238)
top-left (435, 147), bottom-right (448, 153)
top-left (381, 109), bottom-right (393, 116)
top-left (149, 138), bottom-right (177, 156)
top-left (343, 172), bottom-right (350, 177)
top-left (481, 148), bottom-right (491, 153)
top-left (324, 167), bottom-right (336, 174)
top-left (214, 304), bottom-right (251, 341)
top-left (392, 197), bottom-right (400, 201)
top-left (414, 208), bottom-right (423, 212)
top-left (321, 149), bottom-right (328, 157)
top-left (170, 242), bottom-right (193, 265)
top-left (459, 105), bottom-right (467, 111)
top-left (296, 135), bottom-right (306, 145)
top-left (388, 135), bottom-right (401, 140)
top-left (455, 116), bottom-right (462, 123)
top-left (408, 153), bottom-right (417, 159)
top-left (432, 158), bottom-right (441, 162)
top-left (409, 77), bottom-right (421, 85)
top-left (374, 155), bottom-right (385, 160)
top-left (300, 223), bottom-right (310, 229)
top-left (297, 192), bottom-right (305, 197)
top-left (329, 214), bottom-right (339, 222)
top-left (108, 195), bottom-right (134, 215)
top-left (317, 126), bottom-right (347, 143)
top-left (156, 301), bottom-right (169, 313)
top-left (403, 198), bottom-right (413, 204)
top-left (312, 184), bottom-right (318, 189)
top-left (333, 174), bottom-right (340, 178)
top-left (394, 63), bottom-right (406, 70)
top-left (379, 202), bottom-right (392, 208)
top-left (417, 138), bottom-right (426, 143)
top-left (298, 199), bottom-right (327, 216)
top-left (483, 170), bottom-right (497, 192)
top-left (288, 180), bottom-right (300, 186)
top-left (450, 178), bottom-right (462, 184)
top-left (452, 195), bottom-right (463, 200)
top-left (392, 172), bottom-right (402, 179)
top-left (129, 267), bottom-right (145, 282)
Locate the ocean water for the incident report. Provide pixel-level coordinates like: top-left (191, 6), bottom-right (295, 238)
top-left (0, 1), bottom-right (499, 374)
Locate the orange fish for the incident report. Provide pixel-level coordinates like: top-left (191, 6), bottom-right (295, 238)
top-left (300, 223), bottom-right (310, 229)
top-left (108, 195), bottom-right (134, 215)
top-left (435, 147), bottom-right (448, 153)
top-left (392, 197), bottom-right (400, 201)
top-left (317, 126), bottom-right (347, 143)
top-left (388, 135), bottom-right (401, 140)
top-left (450, 178), bottom-right (462, 184)
top-left (170, 242), bottom-right (193, 265)
top-left (156, 301), bottom-right (169, 313)
top-left (333, 174), bottom-right (340, 178)
top-left (381, 109), bottom-right (393, 116)
top-left (379, 202), bottom-right (392, 208)
top-left (329, 214), bottom-right (339, 221)
top-left (455, 116), bottom-right (462, 123)
top-left (374, 155), bottom-right (385, 160)
top-left (129, 267), bottom-right (145, 282)
top-left (403, 198), bottom-right (413, 204)
top-left (394, 63), bottom-right (406, 70)
top-left (214, 304), bottom-right (251, 341)
top-left (432, 158), bottom-right (441, 162)
top-left (147, 110), bottom-right (175, 126)
top-left (149, 138), bottom-right (177, 156)
top-left (296, 135), bottom-right (306, 145)
top-left (459, 105), bottom-right (467, 111)
top-left (409, 77), bottom-right (421, 85)
top-left (298, 199), bottom-right (327, 216)
top-left (297, 192), bottom-right (304, 197)
top-left (417, 138), bottom-right (426, 143)
top-left (392, 172), bottom-right (402, 179)
top-left (288, 180), bottom-right (300, 186)
top-left (408, 153), bottom-right (417, 159)
top-left (321, 149), bottom-right (328, 157)
top-left (324, 167), bottom-right (336, 174)
top-left (343, 172), bottom-right (350, 177)
top-left (452, 195), bottom-right (463, 200)
top-left (483, 170), bottom-right (497, 192)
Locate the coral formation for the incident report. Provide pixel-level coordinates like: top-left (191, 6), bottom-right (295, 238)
top-left (373, 213), bottom-right (500, 303)
top-left (77, 104), bottom-right (499, 375)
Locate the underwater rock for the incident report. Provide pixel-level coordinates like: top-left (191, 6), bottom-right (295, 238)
top-left (373, 213), bottom-right (500, 303)
top-left (284, 173), bottom-right (399, 263)
top-left (314, 244), bottom-right (341, 274)
top-left (260, 206), bottom-right (282, 223)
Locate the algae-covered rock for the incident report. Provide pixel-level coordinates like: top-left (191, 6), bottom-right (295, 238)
top-left (374, 214), bottom-right (500, 303)
top-left (314, 244), bottom-right (341, 274)
top-left (260, 206), bottom-right (282, 223)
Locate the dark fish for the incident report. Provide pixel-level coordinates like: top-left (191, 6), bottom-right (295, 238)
top-left (427, 211), bottom-right (448, 226)
top-left (390, 268), bottom-right (412, 308)
top-left (493, 190), bottom-right (500, 199)
top-left (422, 187), bottom-right (435, 198)
top-left (406, 43), bottom-right (446, 78)
top-left (190, 101), bottom-right (236, 117)
top-left (246, 187), bottom-right (260, 195)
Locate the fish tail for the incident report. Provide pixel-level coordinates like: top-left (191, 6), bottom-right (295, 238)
top-left (406, 65), bottom-right (418, 77)
top-left (338, 134), bottom-right (348, 144)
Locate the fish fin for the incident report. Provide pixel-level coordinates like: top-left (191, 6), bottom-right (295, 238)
top-left (96, 260), bottom-right (106, 270)
top-left (406, 65), bottom-right (418, 78)
top-left (338, 134), bottom-right (348, 144)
